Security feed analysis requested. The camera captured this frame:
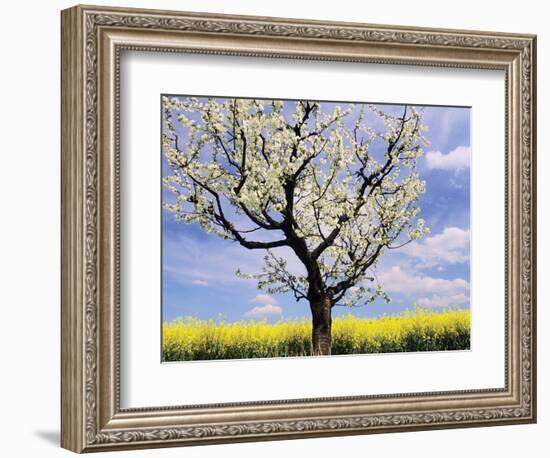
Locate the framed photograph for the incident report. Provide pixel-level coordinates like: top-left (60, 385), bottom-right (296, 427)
top-left (61, 4), bottom-right (537, 453)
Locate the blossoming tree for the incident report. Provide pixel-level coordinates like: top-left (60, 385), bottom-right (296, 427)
top-left (162, 96), bottom-right (429, 355)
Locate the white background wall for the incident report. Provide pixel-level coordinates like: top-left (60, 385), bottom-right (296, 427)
top-left (0, 0), bottom-right (546, 456)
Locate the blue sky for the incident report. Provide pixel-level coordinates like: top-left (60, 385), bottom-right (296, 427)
top-left (161, 98), bottom-right (471, 323)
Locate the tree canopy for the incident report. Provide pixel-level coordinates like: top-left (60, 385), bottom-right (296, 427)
top-left (162, 96), bottom-right (429, 311)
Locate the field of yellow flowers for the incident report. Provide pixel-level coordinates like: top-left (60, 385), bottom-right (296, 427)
top-left (162, 308), bottom-right (470, 361)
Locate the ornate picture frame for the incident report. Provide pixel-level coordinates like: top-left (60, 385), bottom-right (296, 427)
top-left (61, 4), bottom-right (536, 453)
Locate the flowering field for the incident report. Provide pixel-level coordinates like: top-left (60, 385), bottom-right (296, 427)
top-left (162, 308), bottom-right (470, 361)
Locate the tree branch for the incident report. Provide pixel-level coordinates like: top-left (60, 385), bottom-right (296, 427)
top-left (186, 172), bottom-right (289, 250)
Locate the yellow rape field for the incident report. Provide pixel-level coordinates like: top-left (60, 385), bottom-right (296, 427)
top-left (162, 308), bottom-right (470, 361)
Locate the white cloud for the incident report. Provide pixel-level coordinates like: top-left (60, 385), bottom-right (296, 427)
top-left (245, 294), bottom-right (282, 319)
top-left (378, 266), bottom-right (469, 296)
top-left (426, 146), bottom-right (470, 171)
top-left (191, 279), bottom-right (209, 286)
top-left (245, 303), bottom-right (283, 319)
top-left (249, 294), bottom-right (278, 305)
top-left (402, 227), bottom-right (470, 267)
top-left (378, 266), bottom-right (470, 309)
top-left (417, 293), bottom-right (469, 308)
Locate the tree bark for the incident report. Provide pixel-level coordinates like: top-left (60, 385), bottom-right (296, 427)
top-left (310, 296), bottom-right (332, 355)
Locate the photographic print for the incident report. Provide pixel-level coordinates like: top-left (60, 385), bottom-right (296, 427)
top-left (61, 7), bottom-right (536, 450)
top-left (161, 96), bottom-right (471, 361)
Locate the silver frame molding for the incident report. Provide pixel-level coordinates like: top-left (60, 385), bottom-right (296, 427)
top-left (61, 4), bottom-right (537, 453)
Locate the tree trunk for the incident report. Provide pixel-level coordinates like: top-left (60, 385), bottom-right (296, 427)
top-left (310, 296), bottom-right (332, 356)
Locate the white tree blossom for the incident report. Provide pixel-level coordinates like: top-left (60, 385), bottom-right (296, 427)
top-left (162, 96), bottom-right (430, 354)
